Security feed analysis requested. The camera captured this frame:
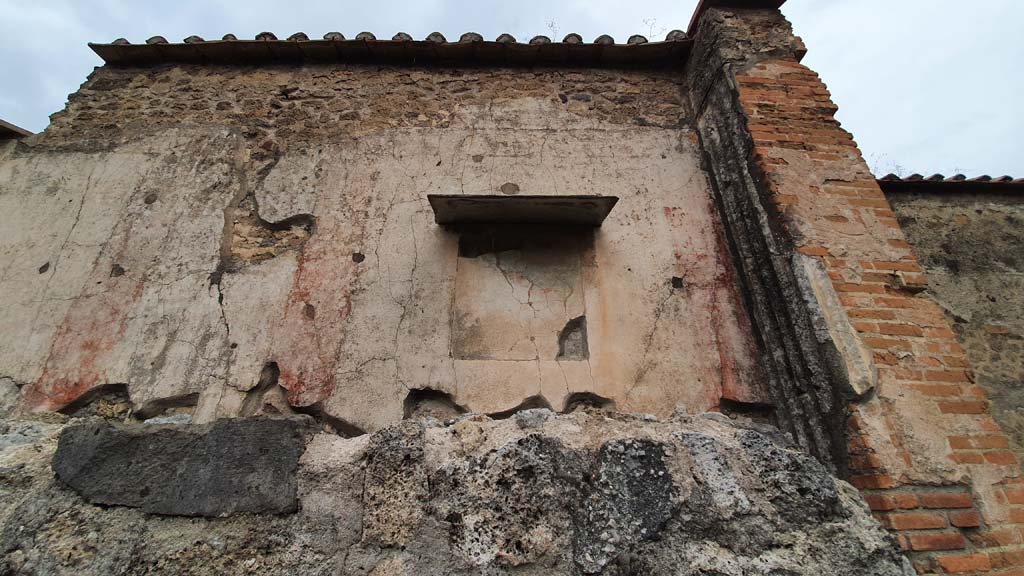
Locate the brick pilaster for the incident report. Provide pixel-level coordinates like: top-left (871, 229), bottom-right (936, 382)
top-left (687, 5), bottom-right (1024, 573)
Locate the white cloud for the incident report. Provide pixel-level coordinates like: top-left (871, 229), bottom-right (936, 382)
top-left (784, 0), bottom-right (1024, 175)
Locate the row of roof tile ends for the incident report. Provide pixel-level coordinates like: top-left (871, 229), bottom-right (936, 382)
top-left (880, 174), bottom-right (1024, 184)
top-left (112, 30), bottom-right (689, 47)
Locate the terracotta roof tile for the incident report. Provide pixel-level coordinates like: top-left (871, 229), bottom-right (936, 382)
top-left (878, 173), bottom-right (1024, 192)
top-left (0, 119), bottom-right (33, 139)
top-left (89, 29), bottom-right (694, 69)
top-left (97, 29), bottom-right (699, 47)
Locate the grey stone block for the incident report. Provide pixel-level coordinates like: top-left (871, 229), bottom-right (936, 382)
top-left (52, 418), bottom-right (305, 516)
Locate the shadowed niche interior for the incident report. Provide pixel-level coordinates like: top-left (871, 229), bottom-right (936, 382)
top-left (563, 391), bottom-right (615, 413)
top-left (452, 223), bottom-right (594, 362)
top-left (403, 388), bottom-right (468, 420)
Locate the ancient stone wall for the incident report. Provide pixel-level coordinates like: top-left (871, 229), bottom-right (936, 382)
top-left (2, 4), bottom-right (1020, 574)
top-left (687, 6), bottom-right (1024, 574)
top-left (41, 65), bottom-right (686, 149)
top-left (887, 188), bottom-right (1024, 466)
top-left (1, 410), bottom-right (914, 575)
top-left (0, 63), bottom-right (767, 432)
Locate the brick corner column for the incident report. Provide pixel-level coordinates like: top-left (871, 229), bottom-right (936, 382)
top-left (685, 3), bottom-right (1024, 573)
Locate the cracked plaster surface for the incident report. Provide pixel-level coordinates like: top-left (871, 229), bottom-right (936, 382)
top-left (1, 98), bottom-right (766, 432)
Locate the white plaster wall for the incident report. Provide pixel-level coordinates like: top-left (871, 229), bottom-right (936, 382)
top-left (0, 99), bottom-right (765, 431)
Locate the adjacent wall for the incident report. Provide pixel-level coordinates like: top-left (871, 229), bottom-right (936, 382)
top-left (887, 187), bottom-right (1024, 465)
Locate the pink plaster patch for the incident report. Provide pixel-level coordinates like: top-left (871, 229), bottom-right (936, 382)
top-left (273, 237), bottom-right (360, 407)
top-left (25, 278), bottom-right (144, 412)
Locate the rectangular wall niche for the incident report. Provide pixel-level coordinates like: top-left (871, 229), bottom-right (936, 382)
top-left (432, 194), bottom-right (614, 365)
top-left (452, 224), bottom-right (594, 361)
top-left (429, 191), bottom-right (767, 418)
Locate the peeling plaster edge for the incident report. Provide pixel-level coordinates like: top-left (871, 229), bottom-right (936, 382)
top-left (792, 253), bottom-right (878, 401)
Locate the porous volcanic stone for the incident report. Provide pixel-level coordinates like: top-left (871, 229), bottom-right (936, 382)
top-left (340, 412), bottom-right (914, 575)
top-left (52, 418), bottom-right (305, 516)
top-left (4, 412), bottom-right (915, 574)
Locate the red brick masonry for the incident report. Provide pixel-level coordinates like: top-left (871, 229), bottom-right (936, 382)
top-left (731, 49), bottom-right (1024, 575)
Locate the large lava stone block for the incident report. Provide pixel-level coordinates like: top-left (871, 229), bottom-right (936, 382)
top-left (52, 418), bottom-right (304, 516)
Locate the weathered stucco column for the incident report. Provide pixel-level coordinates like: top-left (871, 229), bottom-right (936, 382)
top-left (687, 2), bottom-right (1024, 573)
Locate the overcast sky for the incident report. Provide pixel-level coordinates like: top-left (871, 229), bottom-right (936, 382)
top-left (0, 0), bottom-right (1020, 177)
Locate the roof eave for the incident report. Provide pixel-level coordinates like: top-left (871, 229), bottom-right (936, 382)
top-left (877, 178), bottom-right (1024, 195)
top-left (0, 119), bottom-right (33, 139)
top-left (88, 36), bottom-right (694, 69)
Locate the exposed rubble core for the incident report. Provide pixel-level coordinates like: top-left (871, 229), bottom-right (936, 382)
top-left (403, 388), bottom-right (467, 420)
top-left (0, 411), bottom-right (912, 575)
top-left (557, 316), bottom-right (590, 360)
top-left (41, 65), bottom-right (690, 151)
top-left (56, 383), bottom-right (131, 419)
top-left (564, 391), bottom-right (615, 413)
top-left (225, 193), bottom-right (314, 270)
